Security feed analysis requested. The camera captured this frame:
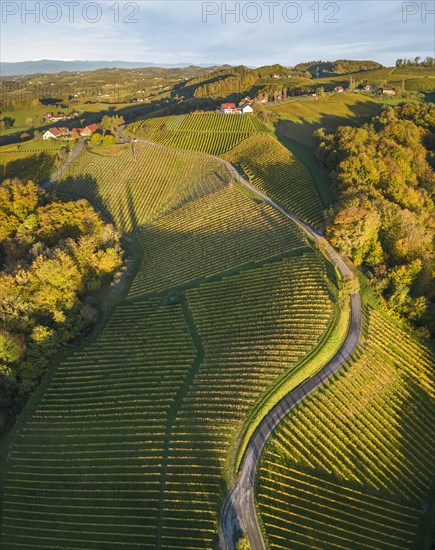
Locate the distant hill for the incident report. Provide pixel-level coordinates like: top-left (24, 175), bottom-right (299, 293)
top-left (0, 59), bottom-right (221, 76)
top-left (295, 59), bottom-right (384, 76)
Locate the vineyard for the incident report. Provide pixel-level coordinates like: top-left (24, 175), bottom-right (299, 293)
top-left (56, 142), bottom-right (228, 232)
top-left (129, 185), bottom-right (309, 297)
top-left (0, 299), bottom-right (197, 549)
top-left (156, 254), bottom-right (336, 548)
top-left (224, 134), bottom-right (325, 229)
top-left (257, 307), bottom-right (435, 549)
top-left (0, 250), bottom-right (337, 549)
top-left (127, 112), bottom-right (269, 156)
top-left (0, 149), bottom-right (59, 184)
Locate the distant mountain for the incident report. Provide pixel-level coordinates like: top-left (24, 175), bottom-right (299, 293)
top-left (0, 60), bottom-right (219, 76)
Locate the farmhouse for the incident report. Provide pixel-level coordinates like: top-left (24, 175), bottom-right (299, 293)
top-left (219, 103), bottom-right (238, 114)
top-left (334, 86), bottom-right (345, 93)
top-left (42, 127), bottom-right (68, 140)
top-left (80, 124), bottom-right (99, 136)
top-left (240, 104), bottom-right (254, 114)
top-left (381, 87), bottom-right (396, 95)
top-left (219, 103), bottom-right (254, 114)
top-left (362, 84), bottom-right (377, 91)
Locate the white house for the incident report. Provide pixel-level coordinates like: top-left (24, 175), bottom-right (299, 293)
top-left (241, 104), bottom-right (254, 114)
top-left (43, 128), bottom-right (62, 140)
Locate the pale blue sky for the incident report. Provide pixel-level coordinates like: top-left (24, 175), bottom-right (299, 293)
top-left (1, 1), bottom-right (434, 65)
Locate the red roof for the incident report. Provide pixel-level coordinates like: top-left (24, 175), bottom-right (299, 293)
top-left (221, 103), bottom-right (237, 109)
top-left (85, 123), bottom-right (99, 132)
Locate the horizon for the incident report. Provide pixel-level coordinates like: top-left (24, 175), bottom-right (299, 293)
top-left (1, 1), bottom-right (434, 66)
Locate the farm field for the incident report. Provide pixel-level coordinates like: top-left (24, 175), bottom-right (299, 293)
top-left (0, 148), bottom-right (60, 184)
top-left (224, 134), bottom-right (325, 229)
top-left (130, 185), bottom-right (309, 296)
top-left (127, 112), bottom-right (269, 155)
top-left (56, 142), bottom-right (228, 232)
top-left (0, 250), bottom-right (338, 549)
top-left (0, 110), bottom-right (344, 548)
top-left (257, 307), bottom-right (435, 549)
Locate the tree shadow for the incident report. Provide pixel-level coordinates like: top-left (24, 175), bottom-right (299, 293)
top-left (0, 152), bottom-right (58, 184)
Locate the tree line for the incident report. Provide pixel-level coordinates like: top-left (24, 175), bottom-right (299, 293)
top-left (315, 103), bottom-right (435, 338)
top-left (0, 180), bottom-right (124, 432)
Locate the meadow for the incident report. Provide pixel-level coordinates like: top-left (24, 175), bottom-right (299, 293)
top-left (268, 93), bottom-right (381, 146)
top-left (257, 307), bottom-right (435, 549)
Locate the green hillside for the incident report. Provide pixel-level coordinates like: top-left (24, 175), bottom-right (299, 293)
top-left (257, 307), bottom-right (435, 549)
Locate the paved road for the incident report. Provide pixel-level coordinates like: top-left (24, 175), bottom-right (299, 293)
top-left (119, 131), bottom-right (362, 549)
top-left (42, 139), bottom-right (85, 190)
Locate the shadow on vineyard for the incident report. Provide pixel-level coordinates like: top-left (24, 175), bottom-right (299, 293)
top-left (0, 152), bottom-right (57, 184)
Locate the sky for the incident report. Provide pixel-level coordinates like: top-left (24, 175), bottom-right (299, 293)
top-left (1, 0), bottom-right (434, 66)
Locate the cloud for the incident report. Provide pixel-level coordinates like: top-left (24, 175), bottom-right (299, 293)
top-left (1, 0), bottom-right (434, 65)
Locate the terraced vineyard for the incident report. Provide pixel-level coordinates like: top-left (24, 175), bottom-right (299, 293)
top-left (127, 112), bottom-right (269, 156)
top-left (156, 254), bottom-right (336, 548)
top-left (224, 134), bottom-right (325, 229)
top-left (0, 299), bottom-right (197, 549)
top-left (0, 246), bottom-right (337, 549)
top-left (257, 307), bottom-right (435, 549)
top-left (56, 142), bottom-right (228, 232)
top-left (130, 185), bottom-right (309, 296)
top-left (0, 149), bottom-right (59, 184)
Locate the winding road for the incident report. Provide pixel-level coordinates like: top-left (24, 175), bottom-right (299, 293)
top-left (71, 130), bottom-right (362, 549)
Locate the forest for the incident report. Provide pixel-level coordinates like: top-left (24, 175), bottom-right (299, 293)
top-left (0, 180), bottom-right (123, 431)
top-left (315, 103), bottom-right (435, 336)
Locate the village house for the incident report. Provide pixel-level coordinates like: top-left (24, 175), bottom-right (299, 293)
top-left (43, 124), bottom-right (99, 140)
top-left (42, 127), bottom-right (69, 140)
top-left (219, 103), bottom-right (238, 114)
top-left (240, 104), bottom-right (254, 114)
top-left (381, 87), bottom-right (396, 95)
top-left (80, 124), bottom-right (99, 137)
top-left (219, 103), bottom-right (254, 114)
top-left (334, 86), bottom-right (345, 93)
top-left (362, 84), bottom-right (377, 92)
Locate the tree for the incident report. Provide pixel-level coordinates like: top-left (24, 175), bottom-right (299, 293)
top-left (103, 133), bottom-right (116, 146)
top-left (0, 331), bottom-right (24, 364)
top-left (91, 132), bottom-right (103, 145)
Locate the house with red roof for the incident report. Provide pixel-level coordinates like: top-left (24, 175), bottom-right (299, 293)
top-left (80, 123), bottom-right (99, 137)
top-left (219, 103), bottom-right (238, 114)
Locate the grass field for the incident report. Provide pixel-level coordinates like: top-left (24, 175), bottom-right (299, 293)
top-left (257, 306), bottom-right (435, 549)
top-left (269, 93), bottom-right (381, 146)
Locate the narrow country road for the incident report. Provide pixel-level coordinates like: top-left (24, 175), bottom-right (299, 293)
top-left (42, 138), bottom-right (85, 190)
top-left (118, 130), bottom-right (363, 550)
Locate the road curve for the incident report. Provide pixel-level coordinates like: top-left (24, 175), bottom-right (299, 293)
top-left (118, 131), bottom-right (362, 549)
